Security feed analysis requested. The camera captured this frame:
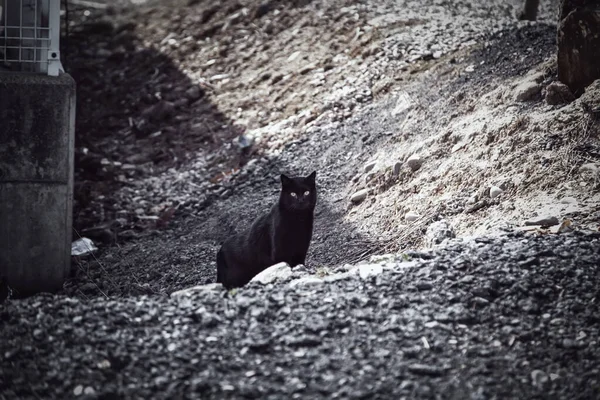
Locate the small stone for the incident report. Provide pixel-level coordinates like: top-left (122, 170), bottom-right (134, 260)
top-left (364, 162), bottom-right (376, 173)
top-left (490, 186), bottom-right (503, 199)
top-left (416, 282), bottom-right (433, 291)
top-left (287, 51), bottom-right (301, 62)
top-left (83, 387), bottom-right (96, 395)
top-left (531, 369), bottom-right (549, 387)
top-left (71, 237), bottom-right (98, 257)
top-left (524, 216), bottom-right (559, 227)
top-left (515, 81), bottom-right (543, 102)
top-left (289, 277), bottom-right (324, 288)
top-left (185, 85), bottom-right (202, 101)
top-left (405, 211), bottom-right (420, 222)
top-left (73, 386), bottom-right (83, 396)
top-left (251, 262), bottom-right (292, 284)
top-left (408, 363), bottom-right (446, 377)
top-left (393, 162), bottom-right (402, 176)
top-left (560, 196), bottom-right (577, 204)
top-left (433, 51), bottom-right (442, 59)
top-left (392, 92), bottom-right (413, 116)
top-left (545, 81), bottom-right (575, 105)
top-left (425, 219), bottom-right (455, 246)
top-left (170, 283), bottom-right (224, 298)
top-left (406, 154), bottom-right (423, 172)
top-left (358, 264), bottom-right (383, 279)
top-left (351, 189), bottom-right (368, 203)
top-left (561, 338), bottom-right (586, 349)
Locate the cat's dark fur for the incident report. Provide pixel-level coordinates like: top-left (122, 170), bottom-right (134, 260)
top-left (216, 171), bottom-right (317, 289)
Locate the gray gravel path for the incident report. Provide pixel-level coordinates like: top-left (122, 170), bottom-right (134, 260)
top-left (2, 231), bottom-right (599, 399)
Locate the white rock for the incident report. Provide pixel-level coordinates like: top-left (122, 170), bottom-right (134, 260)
top-left (406, 154), bottom-right (423, 172)
top-left (405, 211), bottom-right (420, 222)
top-left (392, 261), bottom-right (419, 273)
top-left (324, 271), bottom-right (355, 282)
top-left (364, 162), bottom-right (376, 173)
top-left (433, 51), bottom-right (443, 59)
top-left (425, 219), bottom-right (455, 246)
top-left (358, 263), bottom-right (384, 279)
top-left (351, 189), bottom-right (369, 203)
top-left (490, 186), bottom-right (503, 199)
top-left (251, 262), bottom-right (292, 284)
top-left (524, 215), bottom-right (559, 227)
top-left (287, 51), bottom-right (301, 62)
top-left (531, 369), bottom-right (549, 387)
top-left (73, 386), bottom-right (83, 396)
top-left (560, 196), bottom-right (577, 204)
top-left (289, 276), bottom-right (324, 288)
top-left (514, 81), bottom-right (543, 102)
top-left (391, 91), bottom-right (413, 116)
top-left (170, 283), bottom-right (224, 298)
top-left (71, 237), bottom-right (98, 257)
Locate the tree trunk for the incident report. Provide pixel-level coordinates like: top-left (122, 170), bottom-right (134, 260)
top-left (557, 0), bottom-right (600, 96)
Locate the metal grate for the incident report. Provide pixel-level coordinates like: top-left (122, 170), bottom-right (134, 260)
top-left (0, 0), bottom-right (63, 76)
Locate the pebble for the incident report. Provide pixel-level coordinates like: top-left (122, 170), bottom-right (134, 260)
top-left (393, 162), bottom-right (402, 176)
top-left (545, 81), bottom-right (575, 105)
top-left (524, 216), bottom-right (559, 227)
top-left (408, 363), bottom-right (446, 377)
top-left (416, 282), bottom-right (433, 291)
top-left (84, 387), bottom-right (95, 395)
top-left (170, 283), bottom-right (224, 297)
top-left (251, 262), bottom-right (292, 284)
top-left (560, 197), bottom-right (577, 204)
top-left (73, 385), bottom-right (83, 396)
top-left (351, 189), bottom-right (369, 203)
top-left (289, 277), bottom-right (324, 288)
top-left (489, 186), bottom-right (503, 199)
top-left (405, 211), bottom-right (420, 222)
top-left (530, 369), bottom-right (549, 387)
top-left (364, 162), bottom-right (376, 173)
top-left (515, 81), bottom-right (543, 102)
top-left (185, 85), bottom-right (202, 101)
top-left (358, 264), bottom-right (384, 279)
top-left (425, 219), bottom-right (455, 246)
top-left (406, 154), bottom-right (423, 172)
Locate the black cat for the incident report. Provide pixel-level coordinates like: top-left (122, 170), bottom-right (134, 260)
top-left (216, 171), bottom-right (317, 289)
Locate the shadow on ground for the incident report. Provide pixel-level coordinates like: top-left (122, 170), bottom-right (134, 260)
top-left (63, 4), bottom-right (244, 239)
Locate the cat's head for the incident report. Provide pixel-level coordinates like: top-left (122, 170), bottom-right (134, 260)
top-left (279, 171), bottom-right (317, 212)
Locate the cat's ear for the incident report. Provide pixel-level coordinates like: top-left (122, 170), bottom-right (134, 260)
top-left (280, 174), bottom-right (292, 188)
top-left (306, 171), bottom-right (316, 184)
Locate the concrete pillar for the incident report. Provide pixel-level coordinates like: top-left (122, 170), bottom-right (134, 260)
top-left (0, 73), bottom-right (75, 296)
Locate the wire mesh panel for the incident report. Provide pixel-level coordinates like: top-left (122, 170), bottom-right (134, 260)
top-left (0, 0), bottom-right (62, 75)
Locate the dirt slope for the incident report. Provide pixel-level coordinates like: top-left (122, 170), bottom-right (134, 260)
top-left (57, 0), bottom-right (600, 298)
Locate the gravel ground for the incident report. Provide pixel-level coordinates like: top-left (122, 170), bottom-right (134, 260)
top-left (2, 231), bottom-right (600, 399)
top-left (3, 1), bottom-right (600, 398)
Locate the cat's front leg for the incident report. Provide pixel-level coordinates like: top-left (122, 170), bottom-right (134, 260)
top-left (289, 254), bottom-right (307, 268)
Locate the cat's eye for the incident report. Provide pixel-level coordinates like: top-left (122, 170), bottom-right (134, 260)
top-left (290, 192), bottom-right (297, 197)
top-left (304, 191), bottom-right (310, 196)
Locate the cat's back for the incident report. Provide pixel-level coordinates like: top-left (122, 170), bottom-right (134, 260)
top-left (223, 206), bottom-right (274, 249)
